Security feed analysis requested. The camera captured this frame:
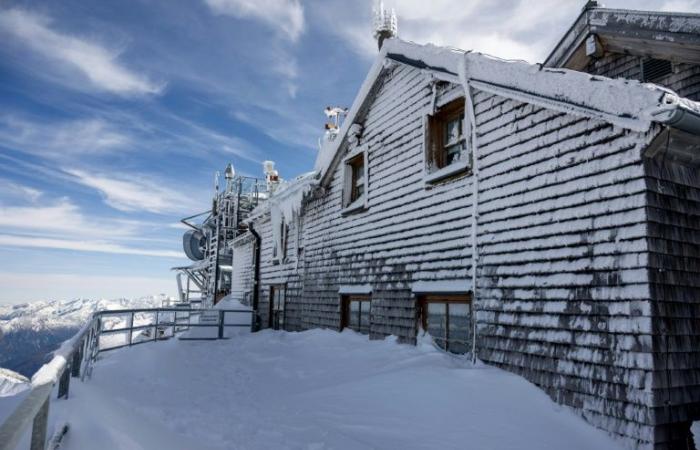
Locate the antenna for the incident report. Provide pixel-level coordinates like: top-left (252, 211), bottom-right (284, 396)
top-left (372, 0), bottom-right (397, 50)
top-left (224, 163), bottom-right (235, 193)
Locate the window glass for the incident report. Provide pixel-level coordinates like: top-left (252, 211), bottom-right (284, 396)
top-left (444, 117), bottom-right (462, 145)
top-left (448, 303), bottom-right (470, 354)
top-left (427, 303), bottom-right (447, 350)
top-left (422, 296), bottom-right (471, 354)
top-left (344, 296), bottom-right (371, 335)
top-left (350, 157), bottom-right (365, 202)
top-left (349, 300), bottom-right (361, 329)
top-left (359, 302), bottom-right (370, 334)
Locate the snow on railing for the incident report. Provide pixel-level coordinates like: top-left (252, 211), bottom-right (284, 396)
top-left (0, 307), bottom-right (254, 450)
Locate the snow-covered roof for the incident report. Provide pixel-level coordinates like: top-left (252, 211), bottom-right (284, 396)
top-left (544, 6), bottom-right (700, 70)
top-left (316, 37), bottom-right (700, 186)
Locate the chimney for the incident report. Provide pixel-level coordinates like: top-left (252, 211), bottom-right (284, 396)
top-left (372, 1), bottom-right (397, 50)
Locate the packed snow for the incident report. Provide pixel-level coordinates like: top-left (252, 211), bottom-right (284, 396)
top-left (2, 315), bottom-right (625, 450)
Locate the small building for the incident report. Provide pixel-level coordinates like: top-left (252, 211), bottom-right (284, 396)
top-left (225, 4), bottom-right (700, 449)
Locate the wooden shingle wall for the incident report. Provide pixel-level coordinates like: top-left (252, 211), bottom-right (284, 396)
top-left (300, 64), bottom-right (472, 339)
top-left (585, 53), bottom-right (700, 102)
top-left (645, 155), bottom-right (700, 447)
top-left (295, 62), bottom-right (662, 446)
top-left (471, 86), bottom-right (659, 446)
top-left (244, 60), bottom-right (700, 448)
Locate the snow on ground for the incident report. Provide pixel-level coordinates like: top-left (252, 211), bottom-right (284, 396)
top-left (28, 324), bottom-right (625, 450)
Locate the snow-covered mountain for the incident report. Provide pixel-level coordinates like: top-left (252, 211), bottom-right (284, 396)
top-left (0, 295), bottom-right (174, 377)
top-left (0, 367), bottom-right (29, 397)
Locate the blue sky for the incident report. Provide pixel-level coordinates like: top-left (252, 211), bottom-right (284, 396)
top-left (0, 0), bottom-right (696, 303)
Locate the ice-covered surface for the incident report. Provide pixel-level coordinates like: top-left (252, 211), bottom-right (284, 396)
top-left (249, 171), bottom-right (317, 257)
top-left (5, 326), bottom-right (626, 450)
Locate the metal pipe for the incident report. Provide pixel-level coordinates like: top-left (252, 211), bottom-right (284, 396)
top-left (459, 56), bottom-right (480, 364)
top-left (248, 223), bottom-right (262, 332)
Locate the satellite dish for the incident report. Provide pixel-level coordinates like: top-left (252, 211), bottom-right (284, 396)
top-left (183, 230), bottom-right (206, 260)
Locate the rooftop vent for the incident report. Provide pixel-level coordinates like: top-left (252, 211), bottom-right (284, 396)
top-left (641, 58), bottom-right (673, 83)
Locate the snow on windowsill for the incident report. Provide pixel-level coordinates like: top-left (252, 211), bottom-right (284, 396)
top-left (338, 284), bottom-right (373, 295)
top-left (412, 279), bottom-right (473, 294)
top-left (424, 160), bottom-right (471, 185)
top-left (341, 196), bottom-right (367, 216)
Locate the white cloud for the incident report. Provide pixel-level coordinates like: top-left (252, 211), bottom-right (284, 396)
top-left (0, 272), bottom-right (175, 303)
top-left (0, 190), bottom-right (182, 258)
top-left (0, 234), bottom-right (181, 258)
top-left (0, 115), bottom-right (130, 158)
top-left (204, 0), bottom-right (305, 42)
top-left (0, 197), bottom-right (139, 239)
top-left (316, 0), bottom-right (578, 63)
top-left (0, 8), bottom-right (163, 95)
top-left (0, 179), bottom-right (42, 203)
top-left (66, 169), bottom-right (201, 215)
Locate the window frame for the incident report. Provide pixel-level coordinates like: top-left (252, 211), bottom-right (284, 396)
top-left (340, 294), bottom-right (372, 335)
top-left (417, 293), bottom-right (472, 354)
top-left (424, 96), bottom-right (471, 185)
top-left (342, 144), bottom-right (369, 214)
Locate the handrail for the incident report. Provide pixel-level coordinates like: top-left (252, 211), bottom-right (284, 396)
top-left (0, 307), bottom-right (254, 450)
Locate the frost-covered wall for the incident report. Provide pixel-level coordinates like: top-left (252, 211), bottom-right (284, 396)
top-left (301, 64), bottom-right (472, 338)
top-left (236, 43), bottom-right (700, 448)
top-left (255, 212), bottom-right (305, 331)
top-left (231, 235), bottom-right (254, 305)
top-left (471, 89), bottom-right (659, 447)
top-left (291, 61), bottom-right (668, 448)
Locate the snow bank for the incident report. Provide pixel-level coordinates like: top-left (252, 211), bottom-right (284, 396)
top-left (47, 329), bottom-right (624, 450)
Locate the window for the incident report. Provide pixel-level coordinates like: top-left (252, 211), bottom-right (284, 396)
top-left (425, 98), bottom-right (470, 183)
top-left (342, 145), bottom-right (368, 212)
top-left (349, 154), bottom-right (365, 202)
top-left (419, 294), bottom-right (471, 354)
top-left (269, 285), bottom-right (286, 330)
top-left (341, 295), bottom-right (371, 335)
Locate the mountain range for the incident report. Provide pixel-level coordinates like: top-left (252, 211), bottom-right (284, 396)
top-left (0, 295), bottom-right (173, 378)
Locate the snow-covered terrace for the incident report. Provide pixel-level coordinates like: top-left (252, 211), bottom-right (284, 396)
top-left (4, 321), bottom-right (625, 449)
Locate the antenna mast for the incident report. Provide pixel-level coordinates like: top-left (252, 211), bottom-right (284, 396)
top-left (372, 1), bottom-right (398, 50)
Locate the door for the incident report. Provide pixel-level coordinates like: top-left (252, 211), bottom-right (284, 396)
top-left (269, 285), bottom-right (286, 330)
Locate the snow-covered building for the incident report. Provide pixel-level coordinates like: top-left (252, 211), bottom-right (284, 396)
top-left (228, 4), bottom-right (700, 449)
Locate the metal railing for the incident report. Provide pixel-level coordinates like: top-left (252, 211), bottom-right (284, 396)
top-left (0, 307), bottom-right (254, 450)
